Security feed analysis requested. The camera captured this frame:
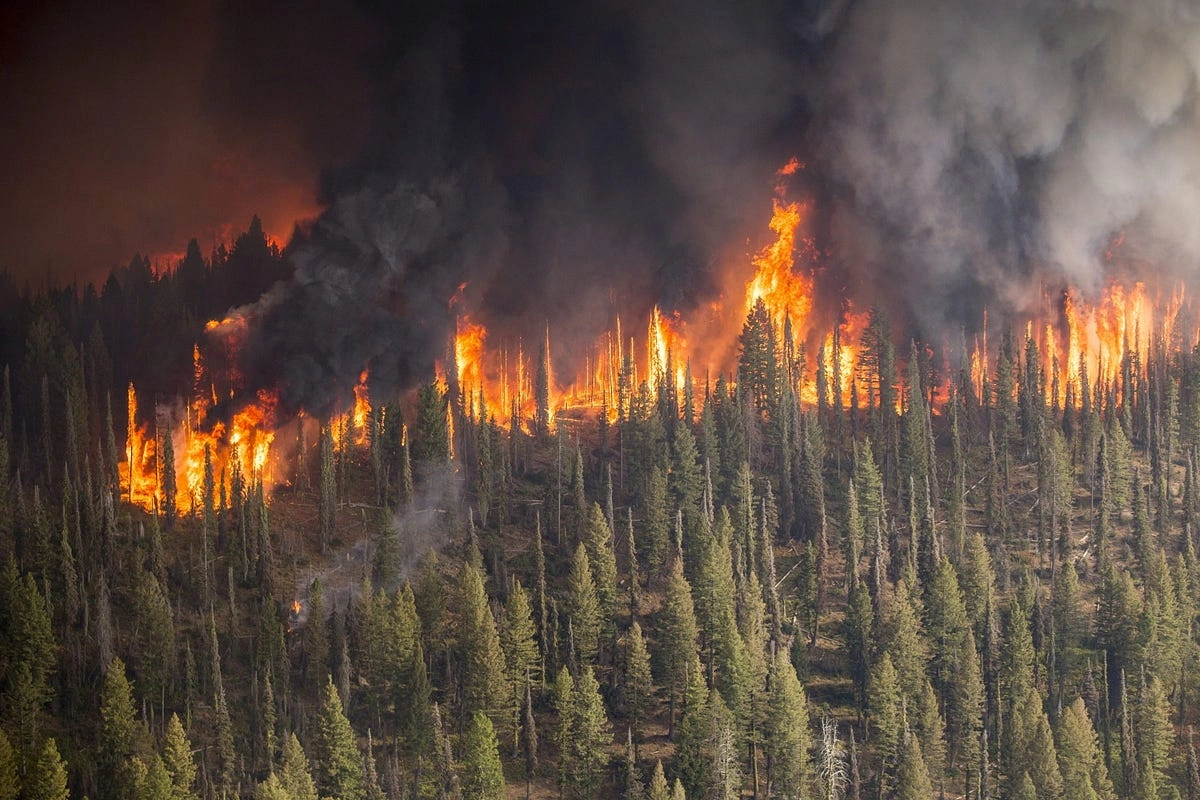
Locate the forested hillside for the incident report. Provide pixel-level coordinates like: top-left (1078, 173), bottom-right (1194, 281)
top-left (2, 233), bottom-right (1199, 800)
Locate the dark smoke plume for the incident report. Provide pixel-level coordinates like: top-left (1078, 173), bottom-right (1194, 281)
top-left (226, 0), bottom-right (1200, 414)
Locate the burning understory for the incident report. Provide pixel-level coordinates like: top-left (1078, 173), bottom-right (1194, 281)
top-left (118, 161), bottom-right (1200, 514)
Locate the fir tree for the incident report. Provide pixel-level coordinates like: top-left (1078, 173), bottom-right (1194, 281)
top-left (623, 620), bottom-right (654, 751)
top-left (314, 677), bottom-right (364, 800)
top-left (462, 711), bottom-right (506, 800)
top-left (279, 733), bottom-right (319, 800)
top-left (658, 556), bottom-right (699, 736)
top-left (563, 666), bottom-right (613, 800)
top-left (457, 563), bottom-right (510, 725)
top-left (24, 737), bottom-right (69, 800)
top-left (765, 649), bottom-right (810, 800)
top-left (162, 713), bottom-right (198, 800)
top-left (566, 543), bottom-right (602, 667)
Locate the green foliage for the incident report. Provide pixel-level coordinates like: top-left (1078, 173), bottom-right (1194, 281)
top-left (461, 711), bottom-right (505, 800)
top-left (313, 678), bottom-right (363, 800)
top-left (456, 563), bottom-right (509, 724)
top-left (161, 713), bottom-right (197, 800)
top-left (23, 737), bottom-right (68, 800)
top-left (765, 649), bottom-right (810, 800)
top-left (566, 544), bottom-right (601, 667)
top-left (561, 667), bottom-right (612, 800)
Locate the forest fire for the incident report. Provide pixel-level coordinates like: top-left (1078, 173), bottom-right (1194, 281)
top-left (118, 162), bottom-right (1200, 515)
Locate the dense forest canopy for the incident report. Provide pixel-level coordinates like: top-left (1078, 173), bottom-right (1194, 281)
top-left (2, 214), bottom-right (1200, 800)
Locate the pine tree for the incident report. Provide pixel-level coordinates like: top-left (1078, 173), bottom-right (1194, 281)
top-left (279, 734), bottom-right (319, 800)
top-left (24, 737), bottom-right (69, 800)
top-left (564, 666), bottom-right (613, 800)
top-left (658, 556), bottom-right (699, 736)
top-left (462, 711), bottom-right (505, 800)
top-left (457, 563), bottom-right (510, 725)
top-left (314, 677), bottom-right (364, 800)
top-left (162, 713), bottom-right (198, 800)
top-left (1056, 697), bottom-right (1116, 800)
top-left (892, 726), bottom-right (931, 800)
top-left (623, 621), bottom-right (654, 750)
top-left (566, 543), bottom-right (602, 667)
top-left (765, 649), bottom-right (810, 800)
top-left (648, 761), bottom-right (671, 800)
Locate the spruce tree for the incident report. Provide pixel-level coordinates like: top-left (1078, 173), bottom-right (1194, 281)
top-left (462, 711), bottom-right (505, 800)
top-left (623, 621), bottom-right (653, 750)
top-left (314, 677), bottom-right (364, 800)
top-left (1056, 697), bottom-right (1116, 800)
top-left (564, 666), bottom-right (612, 800)
top-left (658, 556), bottom-right (699, 736)
top-left (501, 579), bottom-right (539, 728)
top-left (279, 734), bottom-right (319, 800)
top-left (457, 563), bottom-right (510, 725)
top-left (765, 649), bottom-right (810, 800)
top-left (162, 713), bottom-right (198, 800)
top-left (566, 543), bottom-right (601, 667)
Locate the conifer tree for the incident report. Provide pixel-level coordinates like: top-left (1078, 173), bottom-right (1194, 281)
top-left (502, 580), bottom-right (539, 728)
top-left (162, 713), bottom-right (198, 800)
top-left (563, 666), bottom-right (612, 800)
top-left (658, 556), bottom-right (699, 736)
top-left (99, 658), bottom-right (143, 800)
top-left (317, 422), bottom-right (336, 553)
top-left (302, 579), bottom-right (328, 697)
top-left (1056, 697), bottom-right (1116, 800)
top-left (279, 733), bottom-right (319, 800)
top-left (1135, 672), bottom-right (1173, 795)
top-left (161, 430), bottom-right (176, 527)
top-left (895, 727), bottom-right (933, 800)
top-left (25, 737), bottom-right (69, 800)
top-left (566, 543), bottom-right (601, 667)
top-left (765, 649), bottom-right (810, 800)
top-left (644, 467), bottom-right (670, 578)
top-left (623, 620), bottom-right (653, 751)
top-left (0, 729), bottom-right (17, 800)
top-left (457, 563), bottom-right (510, 725)
top-left (583, 503), bottom-right (619, 638)
top-left (648, 761), bottom-right (671, 800)
top-left (314, 677), bottom-right (364, 800)
top-left (462, 711), bottom-right (505, 800)
top-left (868, 653), bottom-right (903, 789)
top-left (674, 664), bottom-right (712, 798)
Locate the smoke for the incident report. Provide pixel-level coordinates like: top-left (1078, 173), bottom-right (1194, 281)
top-left (220, 0), bottom-right (1200, 415)
top-left (808, 0), bottom-right (1200, 331)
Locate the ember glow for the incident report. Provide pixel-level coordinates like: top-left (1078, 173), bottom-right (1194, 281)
top-left (118, 160), bottom-right (1200, 512)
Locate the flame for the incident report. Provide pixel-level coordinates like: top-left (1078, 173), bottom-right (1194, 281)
top-left (352, 370), bottom-right (371, 445)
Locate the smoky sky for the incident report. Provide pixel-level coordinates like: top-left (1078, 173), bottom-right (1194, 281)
top-left (8, 0), bottom-right (1200, 413)
top-left (0, 0), bottom-right (375, 284)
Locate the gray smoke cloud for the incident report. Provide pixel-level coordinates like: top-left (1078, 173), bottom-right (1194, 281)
top-left (222, 0), bottom-right (1200, 416)
top-left (812, 0), bottom-right (1200, 331)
